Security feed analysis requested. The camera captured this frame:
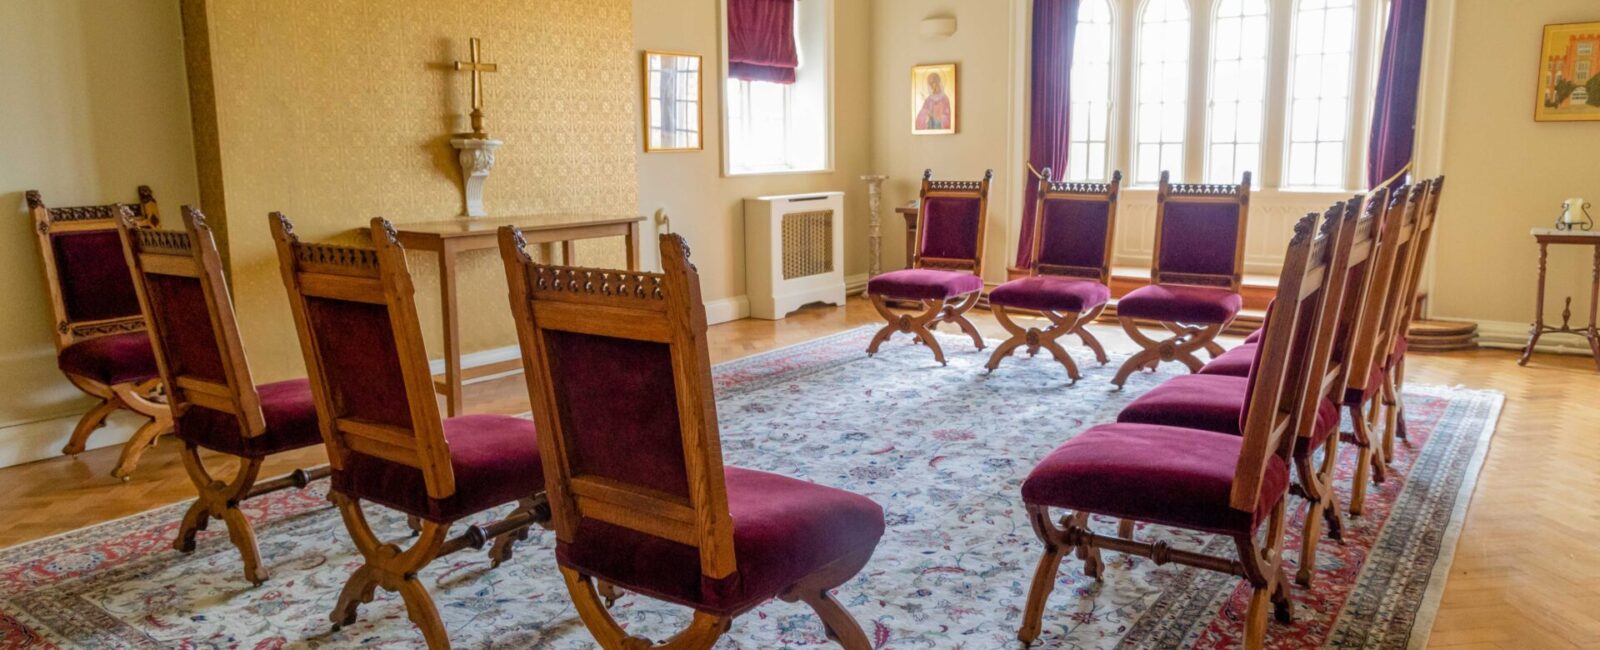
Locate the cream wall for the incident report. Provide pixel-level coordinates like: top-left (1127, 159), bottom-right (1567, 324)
top-left (633, 0), bottom-right (875, 313)
top-left (185, 0), bottom-right (639, 381)
top-left (1425, 0), bottom-right (1600, 344)
top-left (0, 0), bottom-right (200, 460)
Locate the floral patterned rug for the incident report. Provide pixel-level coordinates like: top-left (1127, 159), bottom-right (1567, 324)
top-left (0, 326), bottom-right (1502, 649)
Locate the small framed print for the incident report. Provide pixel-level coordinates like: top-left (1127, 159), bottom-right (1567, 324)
top-left (911, 63), bottom-right (958, 135)
top-left (643, 50), bottom-right (704, 151)
top-left (1535, 22), bottom-right (1600, 122)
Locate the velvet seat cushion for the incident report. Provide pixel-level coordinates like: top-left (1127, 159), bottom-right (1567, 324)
top-left (866, 268), bottom-right (983, 301)
top-left (1243, 327), bottom-right (1263, 344)
top-left (177, 379), bottom-right (324, 458)
top-left (333, 414), bottom-right (543, 523)
top-left (557, 466), bottom-right (886, 617)
top-left (1021, 423), bottom-right (1290, 536)
top-left (1116, 374), bottom-right (1340, 456)
top-left (58, 332), bottom-right (161, 386)
top-left (1116, 284), bottom-right (1243, 324)
top-left (1198, 342), bottom-right (1257, 377)
top-left (987, 276), bottom-right (1110, 313)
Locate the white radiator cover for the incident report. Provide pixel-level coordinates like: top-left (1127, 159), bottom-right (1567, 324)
top-left (743, 191), bottom-right (847, 319)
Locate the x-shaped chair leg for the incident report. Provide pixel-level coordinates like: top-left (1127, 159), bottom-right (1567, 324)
top-left (1110, 318), bottom-right (1228, 388)
top-left (866, 292), bottom-right (983, 366)
top-left (985, 305), bottom-right (1093, 382)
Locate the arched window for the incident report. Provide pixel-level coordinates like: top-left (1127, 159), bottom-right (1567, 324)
top-left (1285, 0), bottom-right (1357, 188)
top-left (1205, 0), bottom-right (1270, 184)
top-left (1065, 0), bottom-right (1115, 182)
top-left (1134, 0), bottom-right (1191, 185)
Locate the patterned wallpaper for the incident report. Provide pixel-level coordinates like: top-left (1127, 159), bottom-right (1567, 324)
top-left (185, 0), bottom-right (637, 380)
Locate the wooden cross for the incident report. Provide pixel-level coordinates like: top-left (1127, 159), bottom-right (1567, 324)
top-left (454, 37), bottom-right (498, 138)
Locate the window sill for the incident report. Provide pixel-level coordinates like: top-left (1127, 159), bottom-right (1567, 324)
top-left (725, 166), bottom-right (835, 179)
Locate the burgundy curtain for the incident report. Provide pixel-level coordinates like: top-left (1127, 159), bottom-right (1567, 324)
top-left (728, 0), bottom-right (798, 84)
top-left (1366, 0), bottom-right (1428, 190)
top-left (1016, 0), bottom-right (1080, 270)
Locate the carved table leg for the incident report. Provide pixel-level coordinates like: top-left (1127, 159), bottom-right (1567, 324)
top-left (1521, 242), bottom-right (1549, 366)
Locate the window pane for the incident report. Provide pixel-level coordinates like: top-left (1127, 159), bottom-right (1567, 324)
top-left (1205, 0), bottom-right (1267, 185)
top-left (1284, 0), bottom-right (1356, 188)
top-left (1134, 0), bottom-right (1190, 184)
top-left (1065, 0), bottom-right (1115, 182)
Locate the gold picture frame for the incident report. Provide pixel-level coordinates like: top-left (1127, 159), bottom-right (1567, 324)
top-left (643, 50), bottom-right (705, 151)
top-left (1535, 22), bottom-right (1600, 122)
top-left (911, 63), bottom-right (958, 135)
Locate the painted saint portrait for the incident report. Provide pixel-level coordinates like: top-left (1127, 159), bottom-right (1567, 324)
top-left (912, 63), bottom-right (958, 135)
top-left (1536, 21), bottom-right (1600, 122)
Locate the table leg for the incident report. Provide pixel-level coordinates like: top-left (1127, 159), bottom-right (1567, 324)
top-left (902, 212), bottom-right (918, 269)
top-left (1590, 244), bottom-right (1600, 371)
top-left (561, 240), bottom-right (575, 266)
top-left (1520, 242), bottom-right (1549, 366)
top-left (625, 221), bottom-right (641, 271)
top-left (439, 244), bottom-right (463, 416)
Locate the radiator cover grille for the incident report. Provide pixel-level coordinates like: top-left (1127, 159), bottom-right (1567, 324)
top-left (781, 209), bottom-right (834, 280)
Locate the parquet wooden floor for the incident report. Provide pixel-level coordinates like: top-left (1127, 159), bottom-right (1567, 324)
top-left (1, 297), bottom-right (1594, 648)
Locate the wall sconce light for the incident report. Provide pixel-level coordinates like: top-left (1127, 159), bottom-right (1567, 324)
top-left (920, 16), bottom-right (957, 39)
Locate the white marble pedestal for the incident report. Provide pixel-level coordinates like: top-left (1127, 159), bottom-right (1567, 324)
top-left (450, 137), bottom-right (503, 217)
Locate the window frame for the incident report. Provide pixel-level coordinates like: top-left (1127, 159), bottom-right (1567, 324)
top-left (718, 0), bottom-right (836, 178)
top-left (1064, 0), bottom-right (1119, 183)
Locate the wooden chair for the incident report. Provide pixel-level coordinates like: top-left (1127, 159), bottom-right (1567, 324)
top-left (1018, 211), bottom-right (1330, 650)
top-left (1115, 195), bottom-right (1374, 586)
top-left (118, 205), bottom-right (332, 585)
top-left (1380, 176), bottom-right (1445, 457)
top-left (272, 214), bottom-right (548, 649)
top-left (865, 169), bottom-right (992, 365)
top-left (984, 169), bottom-right (1121, 381)
top-left (1111, 171), bottom-right (1252, 386)
top-left (27, 187), bottom-right (173, 479)
top-left (501, 230), bottom-right (886, 649)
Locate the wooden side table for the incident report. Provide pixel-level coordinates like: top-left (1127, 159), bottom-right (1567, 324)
top-left (1520, 228), bottom-right (1600, 370)
top-left (382, 214), bottom-right (644, 415)
top-left (895, 201), bottom-right (919, 269)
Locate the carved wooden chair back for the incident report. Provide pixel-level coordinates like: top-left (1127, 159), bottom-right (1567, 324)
top-left (271, 215), bottom-right (456, 501)
top-left (1029, 169), bottom-right (1122, 285)
top-left (1372, 184), bottom-right (1429, 370)
top-left (1320, 192), bottom-right (1383, 403)
top-left (1230, 210), bottom-right (1337, 513)
top-left (1394, 176), bottom-right (1445, 335)
top-left (27, 187), bottom-right (160, 351)
top-left (501, 229), bottom-right (737, 582)
top-left (120, 206), bottom-right (267, 439)
top-left (1343, 184), bottom-right (1418, 396)
top-left (913, 169), bottom-right (992, 275)
top-left (1286, 199), bottom-right (1366, 447)
top-left (1152, 171), bottom-right (1252, 291)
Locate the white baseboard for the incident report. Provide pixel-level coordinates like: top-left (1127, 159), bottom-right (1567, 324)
top-left (845, 273), bottom-right (869, 296)
top-left (704, 295), bottom-right (751, 325)
top-left (1470, 318), bottom-right (1594, 356)
top-left (0, 411), bottom-right (144, 469)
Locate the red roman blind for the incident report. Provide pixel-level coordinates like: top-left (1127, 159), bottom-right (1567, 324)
top-left (728, 0), bottom-right (798, 84)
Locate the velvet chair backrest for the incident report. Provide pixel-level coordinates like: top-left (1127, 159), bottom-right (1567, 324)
top-left (272, 215), bottom-right (456, 501)
top-left (502, 230), bottom-right (738, 582)
top-left (1393, 177), bottom-right (1445, 339)
top-left (120, 206), bottom-right (267, 440)
top-left (1343, 184), bottom-right (1418, 397)
top-left (914, 168), bottom-right (992, 275)
top-left (26, 187), bottom-right (159, 352)
top-left (1230, 209), bottom-right (1339, 513)
top-left (1152, 171), bottom-right (1252, 290)
top-left (1029, 169), bottom-right (1122, 284)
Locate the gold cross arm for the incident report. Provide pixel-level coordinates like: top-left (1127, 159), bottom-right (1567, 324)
top-left (453, 37), bottom-right (498, 137)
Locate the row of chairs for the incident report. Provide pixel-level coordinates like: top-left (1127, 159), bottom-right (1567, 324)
top-left (1017, 176), bottom-right (1445, 649)
top-left (107, 206), bottom-right (885, 649)
top-left (866, 169), bottom-right (1258, 387)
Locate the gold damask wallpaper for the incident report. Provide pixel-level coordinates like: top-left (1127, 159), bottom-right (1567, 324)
top-left (183, 0), bottom-right (637, 380)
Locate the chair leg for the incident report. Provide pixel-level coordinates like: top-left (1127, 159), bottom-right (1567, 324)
top-left (1018, 504), bottom-right (1067, 645)
top-left (108, 380), bottom-right (174, 480)
top-left (1348, 404), bottom-right (1374, 516)
top-left (866, 294), bottom-right (951, 365)
top-left (63, 396), bottom-right (119, 456)
top-left (1076, 304), bottom-right (1110, 365)
top-left (487, 496), bottom-right (551, 568)
top-left (779, 550), bottom-right (876, 650)
top-left (983, 306), bottom-right (1031, 373)
top-left (941, 292), bottom-right (986, 351)
top-left (560, 566), bottom-right (732, 649)
top-left (1111, 319), bottom-right (1224, 387)
top-left (175, 444), bottom-right (269, 584)
top-left (986, 307), bottom-right (1083, 381)
top-left (329, 493), bottom-right (454, 649)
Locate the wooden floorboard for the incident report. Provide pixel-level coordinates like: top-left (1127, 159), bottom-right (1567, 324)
top-left (0, 297), bottom-right (1594, 648)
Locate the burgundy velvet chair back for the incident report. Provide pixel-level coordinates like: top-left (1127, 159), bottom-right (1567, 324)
top-left (1230, 210), bottom-right (1338, 513)
top-left (120, 206), bottom-right (267, 441)
top-left (26, 187), bottom-right (160, 352)
top-left (914, 168), bottom-right (992, 274)
top-left (1152, 171), bottom-right (1252, 290)
top-left (501, 230), bottom-right (738, 582)
top-left (272, 215), bottom-right (456, 501)
top-left (1343, 185), bottom-right (1419, 397)
top-left (1029, 169), bottom-right (1122, 284)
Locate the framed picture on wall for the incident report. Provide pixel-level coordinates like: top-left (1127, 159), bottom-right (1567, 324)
top-left (1535, 22), bottom-right (1600, 122)
top-left (643, 50), bottom-right (704, 151)
top-left (911, 63), bottom-right (958, 135)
